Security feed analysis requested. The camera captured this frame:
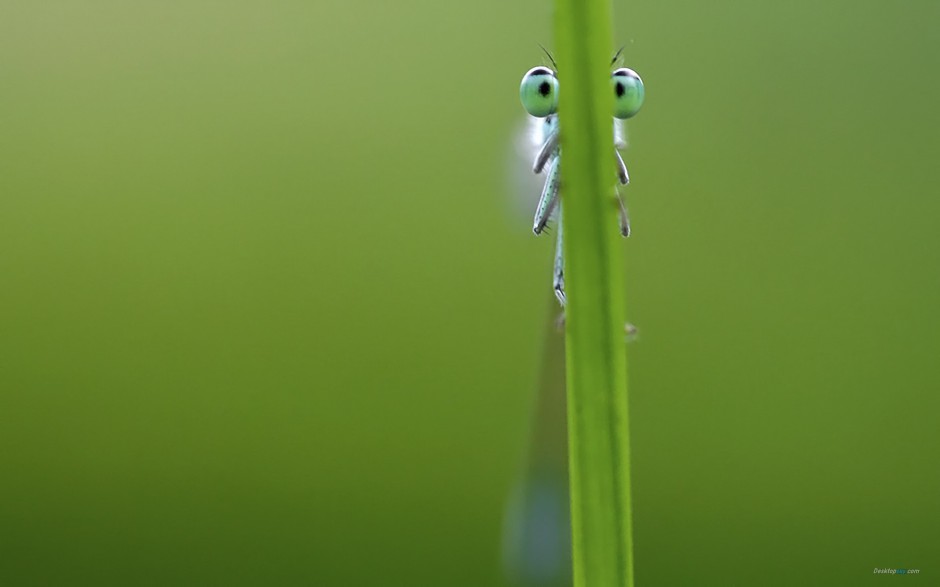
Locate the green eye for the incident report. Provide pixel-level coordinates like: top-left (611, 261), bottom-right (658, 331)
top-left (520, 66), bottom-right (559, 118)
top-left (611, 68), bottom-right (644, 119)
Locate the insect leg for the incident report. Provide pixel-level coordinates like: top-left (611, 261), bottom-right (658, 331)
top-left (553, 205), bottom-right (566, 306)
top-left (533, 155), bottom-right (560, 235)
top-left (616, 185), bottom-right (631, 237)
top-left (614, 150), bottom-right (630, 185)
top-left (533, 127), bottom-right (560, 174)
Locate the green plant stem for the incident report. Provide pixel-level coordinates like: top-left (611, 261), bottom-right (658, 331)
top-left (554, 1), bottom-right (634, 586)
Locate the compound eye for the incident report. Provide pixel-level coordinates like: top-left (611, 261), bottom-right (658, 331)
top-left (520, 67), bottom-right (559, 118)
top-left (611, 68), bottom-right (644, 119)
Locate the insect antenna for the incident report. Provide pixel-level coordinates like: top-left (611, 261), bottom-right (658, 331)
top-left (538, 43), bottom-right (559, 72)
top-left (611, 46), bottom-right (625, 67)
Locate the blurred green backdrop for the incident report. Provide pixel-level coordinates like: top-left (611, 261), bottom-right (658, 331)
top-left (1, 0), bottom-right (938, 585)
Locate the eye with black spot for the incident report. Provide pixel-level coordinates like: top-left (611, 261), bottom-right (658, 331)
top-left (520, 66), bottom-right (559, 118)
top-left (611, 68), bottom-right (644, 119)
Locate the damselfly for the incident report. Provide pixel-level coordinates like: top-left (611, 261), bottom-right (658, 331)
top-left (501, 52), bottom-right (646, 585)
top-left (518, 49), bottom-right (645, 306)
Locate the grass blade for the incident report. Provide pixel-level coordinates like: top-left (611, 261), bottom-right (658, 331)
top-left (554, 1), bottom-right (635, 586)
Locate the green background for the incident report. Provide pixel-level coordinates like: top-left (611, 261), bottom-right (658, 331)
top-left (1, 0), bottom-right (938, 585)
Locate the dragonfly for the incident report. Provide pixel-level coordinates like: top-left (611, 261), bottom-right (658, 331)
top-left (518, 48), bottom-right (645, 307)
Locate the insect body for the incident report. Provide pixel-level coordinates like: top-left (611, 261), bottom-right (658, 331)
top-left (519, 57), bottom-right (645, 305)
